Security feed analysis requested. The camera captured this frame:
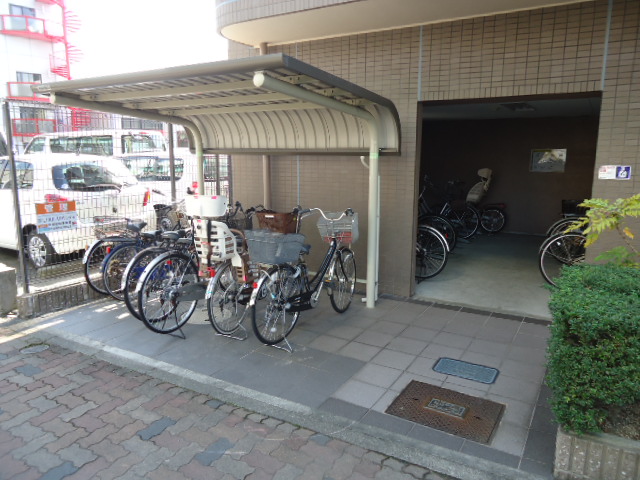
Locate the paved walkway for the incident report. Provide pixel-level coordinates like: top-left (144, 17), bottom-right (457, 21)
top-left (1, 293), bottom-right (556, 480)
top-left (0, 328), bottom-right (454, 479)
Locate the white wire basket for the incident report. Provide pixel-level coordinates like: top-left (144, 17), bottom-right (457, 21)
top-left (317, 212), bottom-right (359, 244)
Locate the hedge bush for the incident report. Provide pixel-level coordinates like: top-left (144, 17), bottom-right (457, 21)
top-left (546, 263), bottom-right (640, 434)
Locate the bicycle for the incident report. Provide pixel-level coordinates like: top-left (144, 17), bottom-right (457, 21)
top-left (83, 217), bottom-right (156, 295)
top-left (246, 207), bottom-right (358, 349)
top-left (154, 199), bottom-right (189, 232)
top-left (415, 224), bottom-right (449, 282)
top-left (121, 229), bottom-right (192, 319)
top-left (464, 168), bottom-right (507, 234)
top-left (538, 231), bottom-right (586, 286)
top-left (134, 196), bottom-right (254, 335)
top-left (419, 175), bottom-right (480, 239)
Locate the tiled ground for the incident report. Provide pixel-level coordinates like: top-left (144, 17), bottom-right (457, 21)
top-left (12, 293), bottom-right (556, 479)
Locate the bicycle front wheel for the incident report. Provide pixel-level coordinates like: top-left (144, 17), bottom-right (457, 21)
top-left (446, 204), bottom-right (480, 239)
top-left (329, 247), bottom-right (356, 313)
top-left (538, 232), bottom-right (586, 286)
top-left (123, 246), bottom-right (166, 320)
top-left (251, 264), bottom-right (301, 345)
top-left (137, 252), bottom-right (200, 334)
top-left (104, 244), bottom-right (141, 301)
top-left (207, 262), bottom-right (250, 335)
top-left (415, 225), bottom-right (448, 280)
top-left (480, 207), bottom-right (506, 233)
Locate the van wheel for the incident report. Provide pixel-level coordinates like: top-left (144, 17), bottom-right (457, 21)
top-left (26, 233), bottom-right (53, 268)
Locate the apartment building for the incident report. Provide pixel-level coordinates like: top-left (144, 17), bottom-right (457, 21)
top-left (216, 0), bottom-right (639, 299)
top-left (0, 0), bottom-right (82, 151)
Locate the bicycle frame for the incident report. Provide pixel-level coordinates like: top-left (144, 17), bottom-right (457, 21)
top-left (285, 237), bottom-right (339, 312)
top-left (247, 208), bottom-right (351, 312)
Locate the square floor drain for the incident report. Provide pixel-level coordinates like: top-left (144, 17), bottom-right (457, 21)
top-left (433, 357), bottom-right (499, 384)
top-left (385, 380), bottom-right (504, 444)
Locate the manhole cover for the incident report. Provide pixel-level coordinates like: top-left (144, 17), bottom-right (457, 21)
top-left (20, 344), bottom-right (50, 354)
top-left (386, 380), bottom-right (504, 444)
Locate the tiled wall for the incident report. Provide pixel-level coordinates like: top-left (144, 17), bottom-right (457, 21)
top-left (226, 0), bottom-right (640, 297)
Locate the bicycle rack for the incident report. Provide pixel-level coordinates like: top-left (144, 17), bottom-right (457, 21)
top-left (214, 323), bottom-right (248, 341)
top-left (271, 336), bottom-right (294, 354)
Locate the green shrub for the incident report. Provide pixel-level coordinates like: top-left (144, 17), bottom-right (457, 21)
top-left (546, 263), bottom-right (640, 434)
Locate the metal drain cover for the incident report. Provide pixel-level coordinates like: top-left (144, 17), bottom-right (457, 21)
top-left (433, 357), bottom-right (499, 384)
top-left (386, 380), bottom-right (504, 444)
top-left (20, 344), bottom-right (50, 354)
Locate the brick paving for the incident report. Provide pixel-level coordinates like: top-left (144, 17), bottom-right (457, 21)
top-left (0, 324), bottom-right (455, 480)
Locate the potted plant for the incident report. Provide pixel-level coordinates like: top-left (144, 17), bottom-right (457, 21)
top-left (547, 194), bottom-right (640, 480)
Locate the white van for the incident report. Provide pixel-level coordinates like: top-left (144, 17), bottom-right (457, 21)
top-left (0, 154), bottom-right (156, 267)
top-left (23, 129), bottom-right (168, 157)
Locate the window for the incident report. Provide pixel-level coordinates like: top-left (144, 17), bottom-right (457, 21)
top-left (122, 156), bottom-right (185, 181)
top-left (0, 160), bottom-right (33, 190)
top-left (8, 5), bottom-right (43, 33)
top-left (25, 137), bottom-right (45, 153)
top-left (16, 72), bottom-right (42, 83)
top-left (122, 133), bottom-right (165, 154)
top-left (52, 161), bottom-right (138, 191)
top-left (10, 4), bottom-right (35, 16)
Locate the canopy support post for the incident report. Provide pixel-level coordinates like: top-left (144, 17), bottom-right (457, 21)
top-left (253, 71), bottom-right (380, 307)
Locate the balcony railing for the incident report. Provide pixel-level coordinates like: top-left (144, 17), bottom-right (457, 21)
top-left (0, 14), bottom-right (60, 41)
top-left (7, 82), bottom-right (49, 101)
top-left (11, 118), bottom-right (56, 137)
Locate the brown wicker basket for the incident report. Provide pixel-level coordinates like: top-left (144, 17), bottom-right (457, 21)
top-left (255, 210), bottom-right (297, 234)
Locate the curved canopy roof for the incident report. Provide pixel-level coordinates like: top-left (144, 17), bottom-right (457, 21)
top-left (32, 54), bottom-right (400, 156)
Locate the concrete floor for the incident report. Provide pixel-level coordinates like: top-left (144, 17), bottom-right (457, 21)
top-left (414, 232), bottom-right (551, 321)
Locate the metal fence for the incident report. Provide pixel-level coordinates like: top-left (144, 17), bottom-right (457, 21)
top-left (2, 101), bottom-right (231, 296)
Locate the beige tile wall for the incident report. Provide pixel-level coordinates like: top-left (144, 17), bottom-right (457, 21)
top-left (227, 0), bottom-right (639, 297)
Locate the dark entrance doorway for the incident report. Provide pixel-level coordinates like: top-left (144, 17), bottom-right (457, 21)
top-left (414, 93), bottom-right (601, 318)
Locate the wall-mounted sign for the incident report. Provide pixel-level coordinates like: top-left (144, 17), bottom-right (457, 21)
top-left (530, 149), bottom-right (567, 172)
top-left (598, 165), bottom-right (632, 180)
top-left (36, 201), bottom-right (78, 233)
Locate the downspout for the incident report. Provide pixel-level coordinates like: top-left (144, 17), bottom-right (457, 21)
top-left (601, 0), bottom-right (613, 90)
top-left (48, 93), bottom-right (205, 194)
top-left (259, 42), bottom-right (272, 208)
top-left (253, 72), bottom-right (380, 308)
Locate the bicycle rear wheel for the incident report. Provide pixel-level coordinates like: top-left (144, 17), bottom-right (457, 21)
top-left (207, 262), bottom-right (250, 334)
top-left (446, 203), bottom-right (480, 239)
top-left (480, 207), bottom-right (506, 233)
top-left (83, 238), bottom-right (130, 295)
top-left (251, 264), bottom-right (301, 345)
top-left (545, 217), bottom-right (585, 237)
top-left (422, 214), bottom-right (457, 251)
top-left (415, 225), bottom-right (448, 280)
top-left (104, 244), bottom-right (141, 301)
top-left (329, 247), bottom-right (356, 313)
top-left (137, 252), bottom-right (200, 333)
top-left (123, 246), bottom-right (166, 319)
top-left (538, 232), bottom-right (586, 286)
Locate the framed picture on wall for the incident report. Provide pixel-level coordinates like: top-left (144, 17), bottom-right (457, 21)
top-left (530, 148), bottom-right (567, 172)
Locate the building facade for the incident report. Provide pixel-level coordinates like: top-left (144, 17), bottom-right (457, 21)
top-left (1, 0), bottom-right (80, 151)
top-left (216, 0), bottom-right (639, 298)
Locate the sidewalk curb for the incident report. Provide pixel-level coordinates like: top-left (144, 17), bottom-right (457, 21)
top-left (9, 304), bottom-right (550, 480)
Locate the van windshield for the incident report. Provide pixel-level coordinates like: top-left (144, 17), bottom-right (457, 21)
top-left (52, 160), bottom-right (139, 191)
top-left (122, 156), bottom-right (184, 181)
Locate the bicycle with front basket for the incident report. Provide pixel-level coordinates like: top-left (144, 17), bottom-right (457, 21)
top-left (246, 207), bottom-right (358, 348)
